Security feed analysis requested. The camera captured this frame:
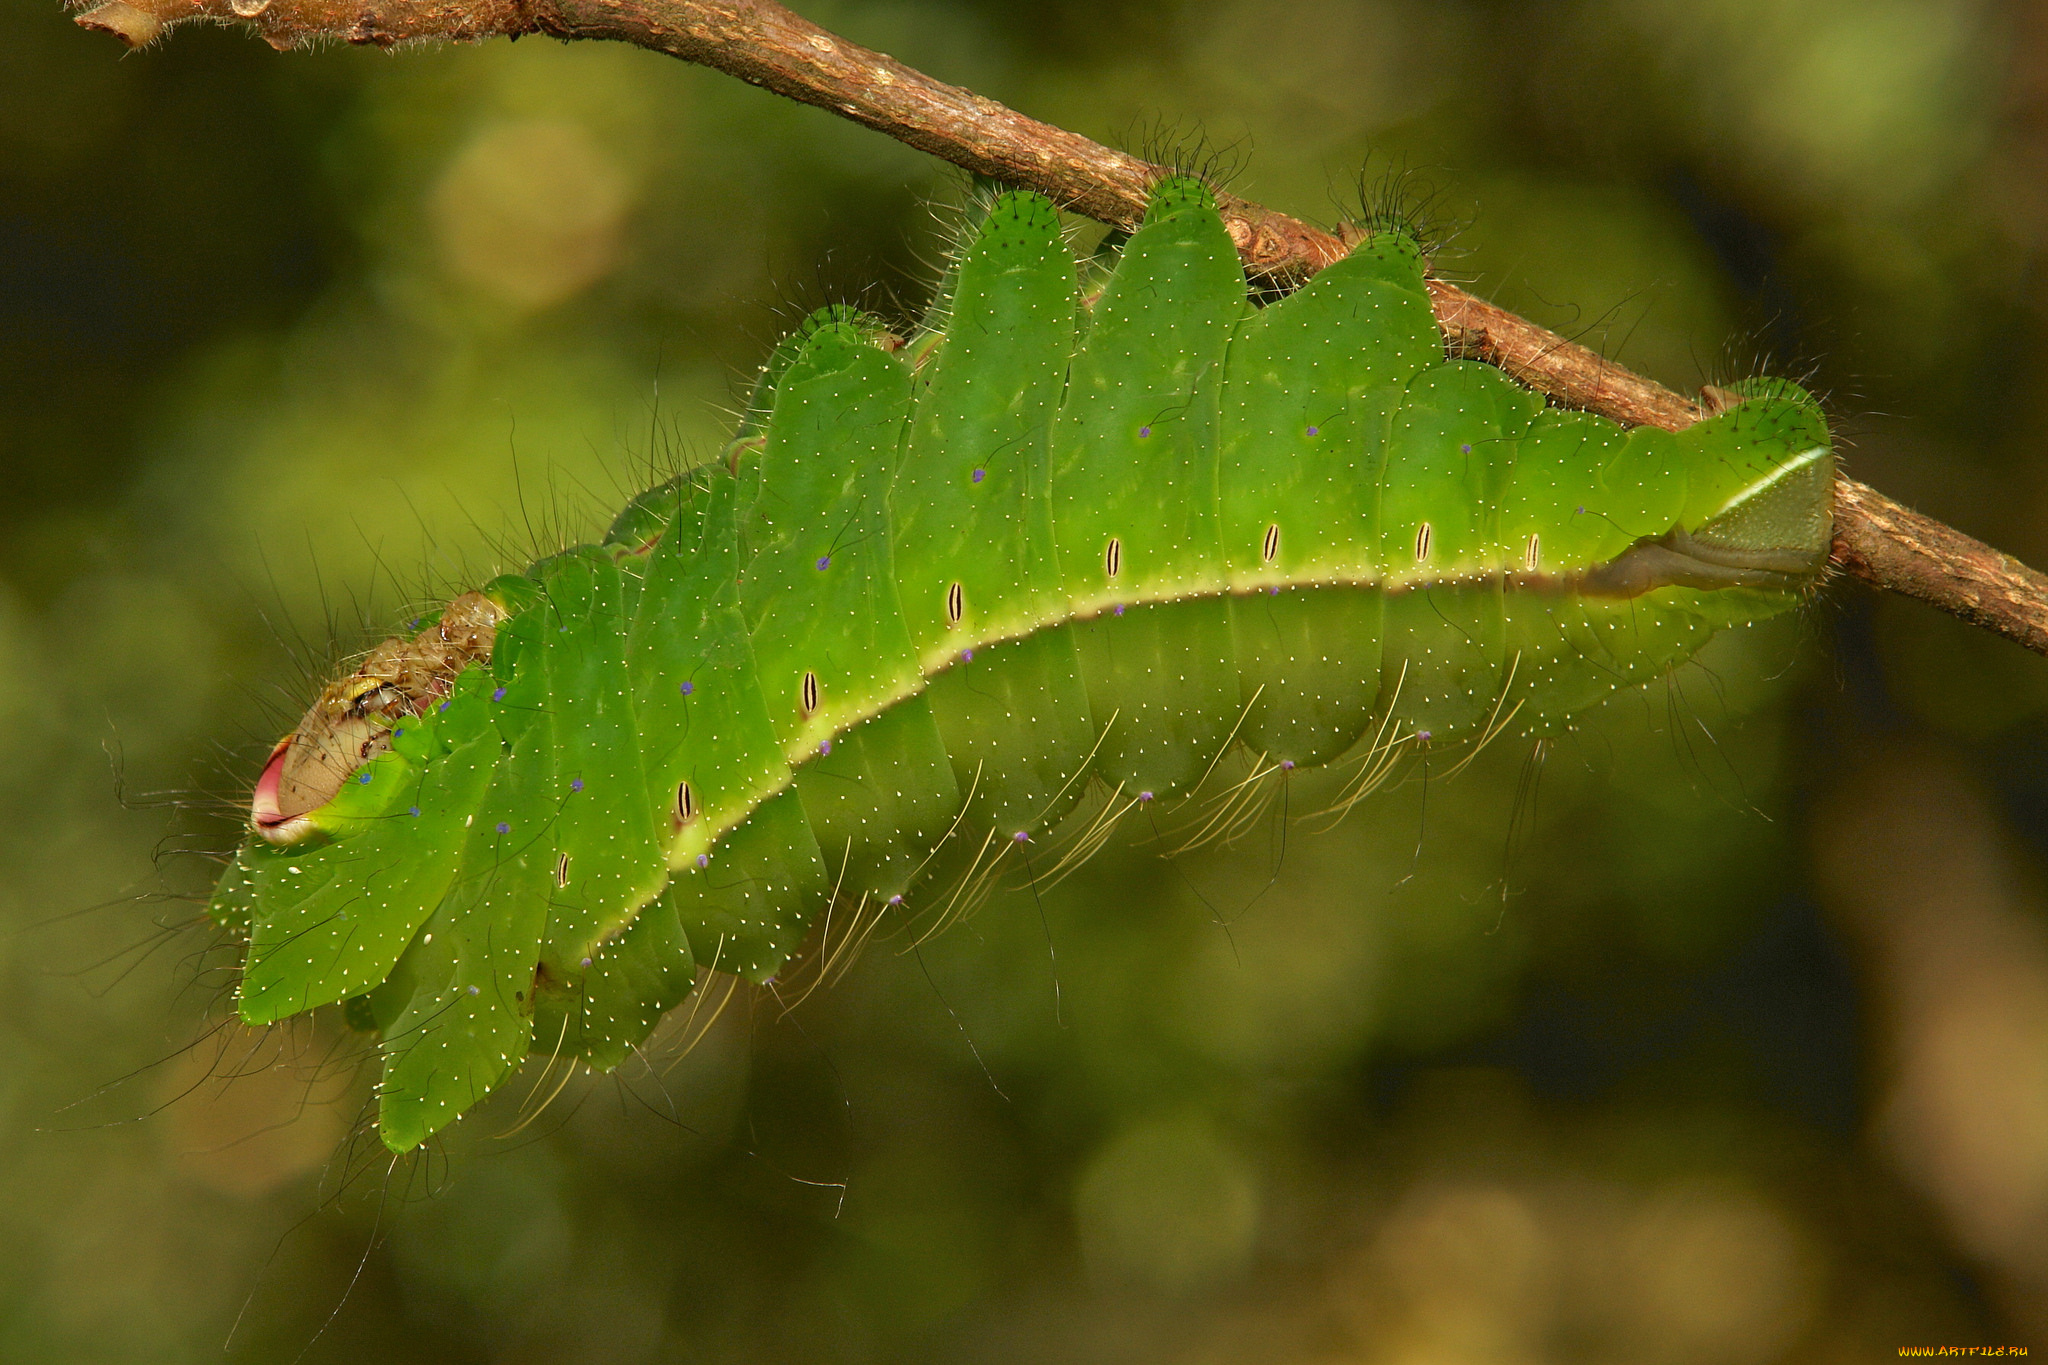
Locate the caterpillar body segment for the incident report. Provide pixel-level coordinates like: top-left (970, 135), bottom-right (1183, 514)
top-left (215, 178), bottom-right (1834, 1151)
top-left (531, 549), bottom-right (670, 975)
top-left (893, 189), bottom-right (1076, 655)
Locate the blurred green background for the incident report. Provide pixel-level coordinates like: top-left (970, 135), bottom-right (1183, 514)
top-left (6, 0), bottom-right (2048, 1359)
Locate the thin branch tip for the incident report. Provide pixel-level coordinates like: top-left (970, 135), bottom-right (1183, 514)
top-left (74, 0), bottom-right (164, 47)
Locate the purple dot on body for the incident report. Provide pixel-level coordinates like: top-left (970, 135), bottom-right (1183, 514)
top-left (358, 772), bottom-right (372, 784)
top-left (438, 701), bottom-right (450, 712)
top-left (961, 648), bottom-right (974, 662)
top-left (409, 806), bottom-right (421, 817)
top-left (819, 739), bottom-right (832, 756)
top-left (491, 687), bottom-right (506, 702)
top-left (816, 555), bottom-right (831, 571)
top-left (1114, 604), bottom-right (1125, 617)
top-left (1013, 830), bottom-right (1029, 843)
top-left (1306, 426), bottom-right (1319, 437)
top-left (1576, 505), bottom-right (1586, 515)
top-left (496, 821), bottom-right (510, 833)
top-left (697, 854), bottom-right (709, 869)
top-left (1460, 443), bottom-right (1472, 454)
top-left (1138, 791), bottom-right (1154, 803)
top-left (680, 680), bottom-right (694, 695)
top-left (1138, 425), bottom-right (1152, 438)
top-left (468, 985), bottom-right (480, 996)
top-left (888, 894), bottom-right (904, 906)
top-left (1281, 760), bottom-right (1296, 771)
top-left (1268, 585), bottom-right (1280, 596)
top-left (581, 957), bottom-right (593, 968)
top-left (394, 728), bottom-right (404, 738)
top-left (1417, 730), bottom-right (1432, 742)
top-left (972, 468), bottom-right (985, 483)
top-left (571, 779), bottom-right (583, 793)
top-left (409, 618), bottom-right (421, 629)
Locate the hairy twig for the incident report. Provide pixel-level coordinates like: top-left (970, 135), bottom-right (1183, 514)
top-left (72, 0), bottom-right (2048, 657)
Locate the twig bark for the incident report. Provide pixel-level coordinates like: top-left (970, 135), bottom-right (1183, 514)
top-left (72, 0), bottom-right (2048, 657)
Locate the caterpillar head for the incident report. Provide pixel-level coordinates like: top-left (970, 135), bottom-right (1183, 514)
top-left (252, 591), bottom-right (506, 844)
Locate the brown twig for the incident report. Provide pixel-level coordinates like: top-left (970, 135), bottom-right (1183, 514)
top-left (1830, 480), bottom-right (2048, 654)
top-left (72, 0), bottom-right (2048, 657)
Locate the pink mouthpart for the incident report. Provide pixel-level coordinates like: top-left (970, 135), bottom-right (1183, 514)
top-left (252, 738), bottom-right (290, 827)
top-left (251, 737), bottom-right (313, 844)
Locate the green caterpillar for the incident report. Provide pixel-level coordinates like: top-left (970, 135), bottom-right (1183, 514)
top-left (208, 178), bottom-right (1834, 1153)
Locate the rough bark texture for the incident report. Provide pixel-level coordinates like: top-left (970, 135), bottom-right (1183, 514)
top-left (72, 0), bottom-right (2048, 657)
top-left (1831, 478), bottom-right (2048, 655)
